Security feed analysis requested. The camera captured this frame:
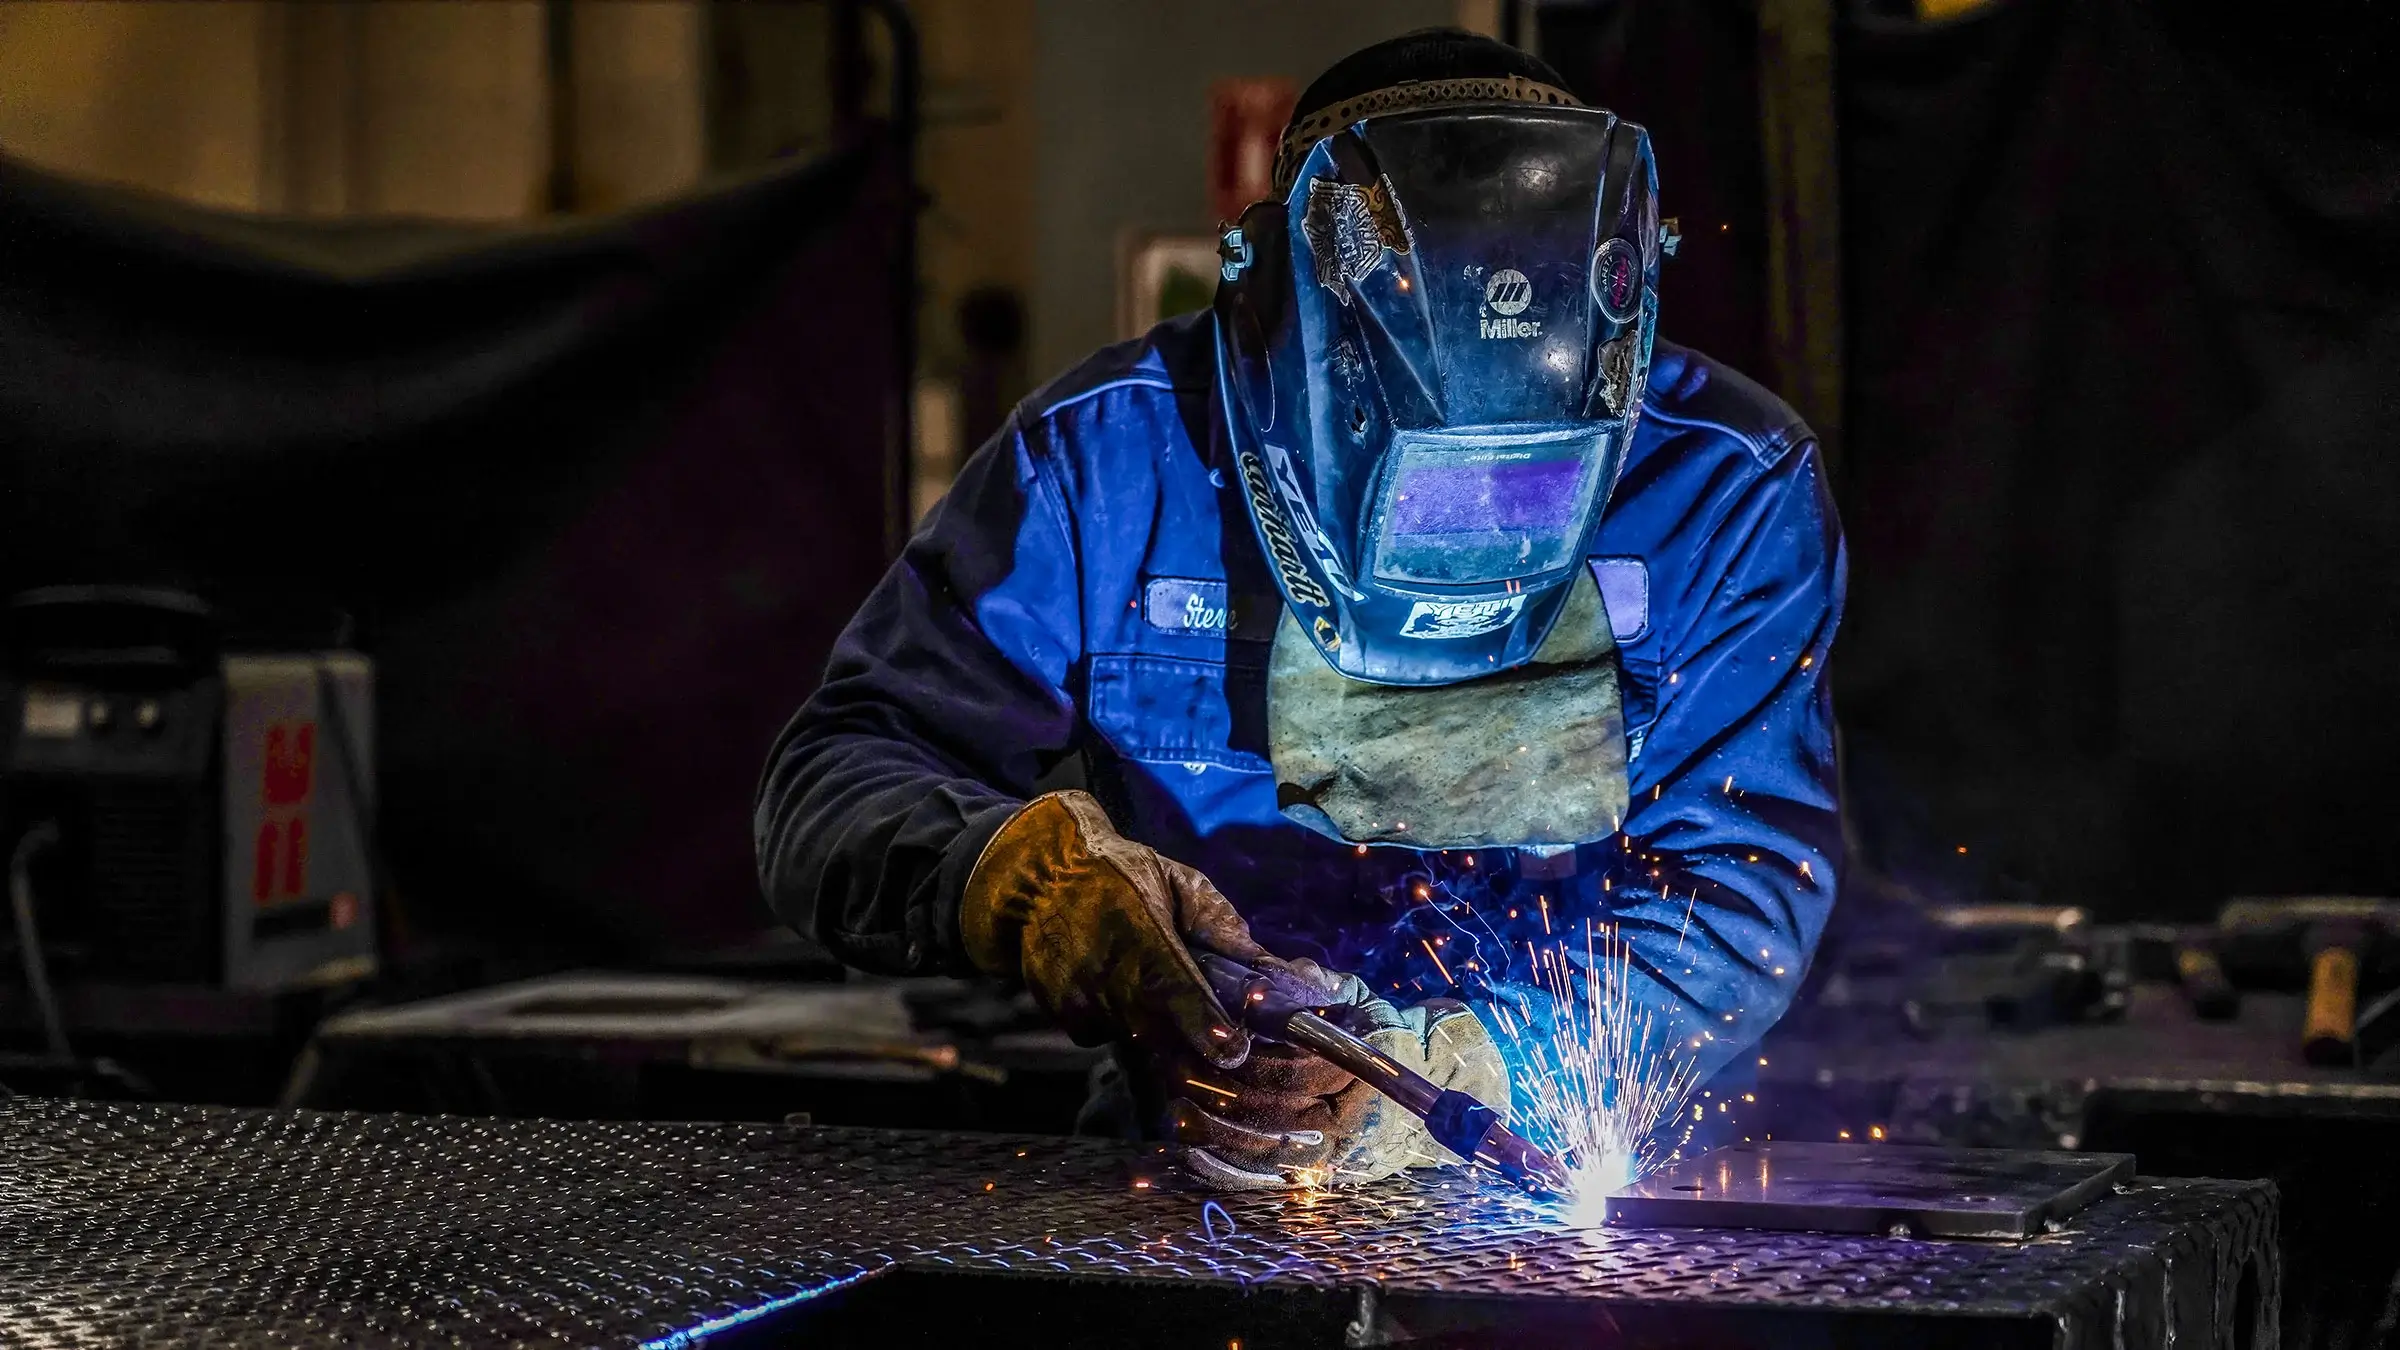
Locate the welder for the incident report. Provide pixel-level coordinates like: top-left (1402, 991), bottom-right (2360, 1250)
top-left (757, 29), bottom-right (1845, 1191)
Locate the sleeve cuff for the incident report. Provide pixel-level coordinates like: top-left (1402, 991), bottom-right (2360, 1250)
top-left (926, 798), bottom-right (1024, 976)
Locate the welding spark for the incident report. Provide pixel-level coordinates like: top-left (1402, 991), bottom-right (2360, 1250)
top-left (1353, 856), bottom-right (1719, 1219)
top-left (1289, 1165), bottom-right (1333, 1193)
top-left (1491, 922), bottom-right (1702, 1225)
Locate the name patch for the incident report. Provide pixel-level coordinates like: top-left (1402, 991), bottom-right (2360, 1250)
top-left (1144, 577), bottom-right (1230, 634)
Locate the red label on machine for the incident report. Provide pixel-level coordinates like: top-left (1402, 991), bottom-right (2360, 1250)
top-left (252, 719), bottom-right (317, 903)
top-left (263, 722), bottom-right (315, 806)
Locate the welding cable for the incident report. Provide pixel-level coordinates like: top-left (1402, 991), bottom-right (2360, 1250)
top-left (8, 821), bottom-right (72, 1063)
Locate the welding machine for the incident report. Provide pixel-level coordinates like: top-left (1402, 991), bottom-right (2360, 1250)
top-left (0, 588), bottom-right (376, 1011)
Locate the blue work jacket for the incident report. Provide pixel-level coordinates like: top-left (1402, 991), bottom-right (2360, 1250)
top-left (757, 313), bottom-right (1846, 1086)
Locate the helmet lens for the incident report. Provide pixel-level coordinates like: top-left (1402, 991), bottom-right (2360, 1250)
top-left (1370, 426), bottom-right (1611, 586)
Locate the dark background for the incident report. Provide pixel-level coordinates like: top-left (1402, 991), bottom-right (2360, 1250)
top-left (1548, 0), bottom-right (2400, 920)
top-left (0, 137), bottom-right (909, 965)
top-left (0, 0), bottom-right (2394, 964)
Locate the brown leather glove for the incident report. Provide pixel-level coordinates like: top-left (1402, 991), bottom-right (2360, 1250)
top-left (1159, 961), bottom-right (1511, 1190)
top-left (961, 790), bottom-right (1263, 1068)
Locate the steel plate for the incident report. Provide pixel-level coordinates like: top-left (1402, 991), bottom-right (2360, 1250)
top-left (0, 1099), bottom-right (2277, 1349)
top-left (1609, 1142), bottom-right (2136, 1239)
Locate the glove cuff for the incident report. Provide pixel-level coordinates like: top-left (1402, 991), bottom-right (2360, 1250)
top-left (958, 789), bottom-right (1103, 980)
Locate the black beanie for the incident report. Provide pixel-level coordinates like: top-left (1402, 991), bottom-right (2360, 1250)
top-left (1291, 28), bottom-right (1572, 130)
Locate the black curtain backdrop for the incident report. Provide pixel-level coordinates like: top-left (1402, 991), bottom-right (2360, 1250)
top-left (1540, 1), bottom-right (1772, 383)
top-left (1544, 1), bottom-right (2400, 917)
top-left (0, 139), bottom-right (909, 958)
top-left (1837, 0), bottom-right (2400, 916)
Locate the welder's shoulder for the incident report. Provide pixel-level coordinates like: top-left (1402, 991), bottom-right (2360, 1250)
top-left (1010, 312), bottom-right (1213, 482)
top-left (1637, 340), bottom-right (1817, 479)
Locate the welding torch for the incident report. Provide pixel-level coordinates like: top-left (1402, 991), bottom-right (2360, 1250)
top-left (1196, 952), bottom-right (1574, 1197)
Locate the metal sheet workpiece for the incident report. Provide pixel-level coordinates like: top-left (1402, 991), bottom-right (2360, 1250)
top-left (1608, 1141), bottom-right (2137, 1239)
top-left (0, 1100), bottom-right (2275, 1349)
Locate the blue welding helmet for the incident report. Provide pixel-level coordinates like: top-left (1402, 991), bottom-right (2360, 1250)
top-left (1214, 59), bottom-right (1664, 686)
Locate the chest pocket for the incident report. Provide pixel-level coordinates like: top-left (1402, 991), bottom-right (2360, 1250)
top-left (1591, 557), bottom-right (1649, 643)
top-left (1086, 653), bottom-right (1271, 772)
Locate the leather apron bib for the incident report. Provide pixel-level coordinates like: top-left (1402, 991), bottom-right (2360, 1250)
top-left (1267, 568), bottom-right (1631, 850)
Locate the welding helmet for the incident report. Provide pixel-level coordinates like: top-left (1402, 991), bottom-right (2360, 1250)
top-left (1214, 34), bottom-right (1666, 686)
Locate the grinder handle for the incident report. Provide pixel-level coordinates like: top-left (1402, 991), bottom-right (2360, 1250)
top-left (2303, 945), bottom-right (2361, 1067)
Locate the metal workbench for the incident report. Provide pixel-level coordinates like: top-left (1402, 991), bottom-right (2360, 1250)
top-left (0, 1099), bottom-right (2274, 1348)
top-left (1758, 986), bottom-right (2394, 1347)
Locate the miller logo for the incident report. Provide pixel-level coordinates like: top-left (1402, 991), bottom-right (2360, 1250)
top-left (1239, 451), bottom-right (1331, 608)
top-left (1480, 268), bottom-right (1540, 340)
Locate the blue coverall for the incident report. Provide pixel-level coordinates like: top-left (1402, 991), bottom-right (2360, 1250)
top-left (756, 312), bottom-right (1846, 1091)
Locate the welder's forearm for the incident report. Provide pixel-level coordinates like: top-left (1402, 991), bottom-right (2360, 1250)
top-left (1600, 809), bottom-right (1839, 1080)
top-left (755, 431), bottom-right (1085, 978)
top-left (1600, 437), bottom-right (1842, 1073)
top-left (756, 719), bottom-right (1022, 977)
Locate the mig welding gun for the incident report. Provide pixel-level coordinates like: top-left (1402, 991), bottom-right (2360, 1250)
top-left (1197, 952), bottom-right (1572, 1196)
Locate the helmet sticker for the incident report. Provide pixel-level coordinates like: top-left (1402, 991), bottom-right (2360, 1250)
top-left (1401, 595), bottom-right (1526, 640)
top-left (1593, 237), bottom-right (1641, 325)
top-left (1302, 177), bottom-right (1407, 303)
top-left (1238, 450), bottom-right (1332, 608)
top-left (1597, 329), bottom-right (1641, 418)
top-left (1264, 442), bottom-right (1357, 595)
top-left (1329, 337), bottom-right (1365, 387)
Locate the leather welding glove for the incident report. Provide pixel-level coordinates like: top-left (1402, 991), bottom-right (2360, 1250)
top-left (961, 789), bottom-right (1262, 1069)
top-left (1162, 960), bottom-right (1511, 1191)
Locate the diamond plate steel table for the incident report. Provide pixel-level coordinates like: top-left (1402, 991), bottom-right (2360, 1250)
top-left (0, 1099), bottom-right (2276, 1349)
